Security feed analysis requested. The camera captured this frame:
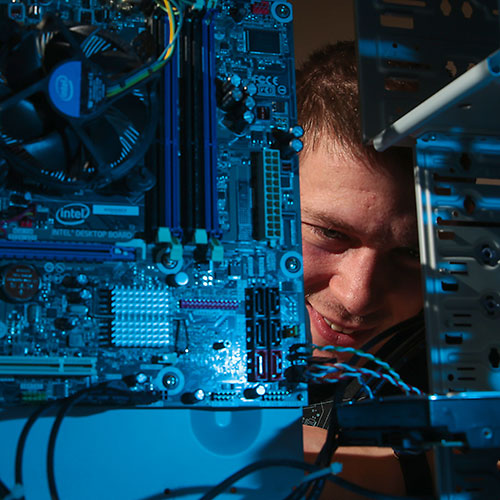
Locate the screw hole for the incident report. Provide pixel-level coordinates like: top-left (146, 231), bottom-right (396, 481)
top-left (463, 196), bottom-right (475, 214)
top-left (459, 152), bottom-right (471, 170)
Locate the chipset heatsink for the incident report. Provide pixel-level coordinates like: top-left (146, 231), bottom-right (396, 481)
top-left (111, 286), bottom-right (173, 347)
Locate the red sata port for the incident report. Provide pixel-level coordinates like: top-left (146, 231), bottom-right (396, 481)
top-left (252, 2), bottom-right (270, 15)
top-left (270, 350), bottom-right (283, 380)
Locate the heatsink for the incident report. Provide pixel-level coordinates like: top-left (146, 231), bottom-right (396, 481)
top-left (111, 286), bottom-right (173, 347)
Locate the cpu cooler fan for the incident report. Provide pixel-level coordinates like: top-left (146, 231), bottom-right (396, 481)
top-left (0, 15), bottom-right (158, 192)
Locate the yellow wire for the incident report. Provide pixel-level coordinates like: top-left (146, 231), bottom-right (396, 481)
top-left (164, 0), bottom-right (175, 60)
top-left (106, 0), bottom-right (180, 98)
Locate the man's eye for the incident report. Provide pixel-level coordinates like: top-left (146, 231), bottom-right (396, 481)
top-left (408, 248), bottom-right (420, 259)
top-left (302, 221), bottom-right (346, 240)
top-left (399, 247), bottom-right (420, 260)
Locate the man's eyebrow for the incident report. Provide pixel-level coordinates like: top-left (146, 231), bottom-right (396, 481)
top-left (301, 207), bottom-right (420, 248)
top-left (301, 208), bottom-right (356, 233)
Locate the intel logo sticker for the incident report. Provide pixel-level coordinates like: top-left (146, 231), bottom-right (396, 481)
top-left (56, 203), bottom-right (90, 226)
top-left (48, 61), bottom-right (82, 118)
top-left (54, 75), bottom-right (74, 102)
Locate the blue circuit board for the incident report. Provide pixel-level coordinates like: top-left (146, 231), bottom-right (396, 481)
top-left (0, 0), bottom-right (308, 408)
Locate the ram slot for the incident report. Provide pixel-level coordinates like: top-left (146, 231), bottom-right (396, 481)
top-left (146, 17), bottom-right (181, 236)
top-left (202, 9), bottom-right (219, 236)
top-left (178, 10), bottom-right (218, 239)
top-left (163, 32), bottom-right (181, 232)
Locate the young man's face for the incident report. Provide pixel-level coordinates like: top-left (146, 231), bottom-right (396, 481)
top-left (300, 137), bottom-right (423, 352)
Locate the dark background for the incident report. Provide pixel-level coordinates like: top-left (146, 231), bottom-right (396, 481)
top-left (291, 0), bottom-right (355, 68)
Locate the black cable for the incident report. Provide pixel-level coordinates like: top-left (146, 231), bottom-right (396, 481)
top-left (301, 314), bottom-right (427, 500)
top-left (306, 314), bottom-right (425, 406)
top-left (46, 390), bottom-right (88, 500)
top-left (45, 381), bottom-right (154, 500)
top-left (0, 478), bottom-right (10, 498)
top-left (350, 319), bottom-right (426, 401)
top-left (15, 400), bottom-right (60, 490)
top-left (287, 382), bottom-right (348, 500)
top-left (347, 313), bottom-right (425, 367)
top-left (198, 459), bottom-right (320, 500)
top-left (285, 467), bottom-right (430, 500)
top-left (305, 472), bottom-right (431, 500)
top-left (46, 382), bottom-right (126, 500)
top-left (306, 377), bottom-right (348, 500)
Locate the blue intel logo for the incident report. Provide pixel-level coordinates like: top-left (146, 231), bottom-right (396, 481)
top-left (48, 61), bottom-right (82, 117)
top-left (55, 203), bottom-right (90, 226)
top-left (55, 75), bottom-right (74, 102)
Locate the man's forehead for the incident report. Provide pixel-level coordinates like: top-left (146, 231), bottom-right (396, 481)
top-left (300, 132), bottom-right (414, 182)
top-left (300, 143), bottom-right (419, 247)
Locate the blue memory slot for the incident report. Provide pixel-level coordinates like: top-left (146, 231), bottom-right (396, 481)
top-left (202, 9), bottom-right (220, 238)
top-left (164, 19), bottom-right (181, 235)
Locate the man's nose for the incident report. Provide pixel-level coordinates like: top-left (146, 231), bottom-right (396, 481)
top-left (328, 248), bottom-right (386, 317)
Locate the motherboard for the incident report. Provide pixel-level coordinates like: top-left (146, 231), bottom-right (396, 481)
top-left (0, 0), bottom-right (308, 408)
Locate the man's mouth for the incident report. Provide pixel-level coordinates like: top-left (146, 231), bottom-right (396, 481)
top-left (306, 302), bottom-right (376, 349)
top-left (322, 317), bottom-right (355, 335)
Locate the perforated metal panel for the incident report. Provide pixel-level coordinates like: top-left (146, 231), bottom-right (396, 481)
top-left (415, 134), bottom-right (500, 394)
top-left (355, 0), bottom-right (499, 143)
top-left (354, 3), bottom-right (500, 498)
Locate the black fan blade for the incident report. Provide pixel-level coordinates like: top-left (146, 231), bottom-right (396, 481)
top-left (0, 84), bottom-right (44, 140)
top-left (43, 27), bottom-right (141, 79)
top-left (86, 112), bottom-right (124, 166)
top-left (23, 128), bottom-right (79, 175)
top-left (4, 31), bottom-right (44, 90)
top-left (112, 91), bottom-right (149, 131)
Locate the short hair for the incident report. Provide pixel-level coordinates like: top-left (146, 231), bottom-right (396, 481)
top-left (296, 41), bottom-right (412, 170)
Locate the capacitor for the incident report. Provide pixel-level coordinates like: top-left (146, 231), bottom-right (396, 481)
top-left (80, 289), bottom-right (92, 301)
top-left (243, 96), bottom-right (256, 110)
top-left (182, 388), bottom-right (205, 404)
top-left (229, 4), bottom-right (246, 23)
top-left (224, 74), bottom-right (241, 90)
top-left (244, 385), bottom-right (266, 399)
top-left (123, 372), bottom-right (148, 387)
top-left (244, 83), bottom-right (257, 96)
top-left (290, 125), bottom-right (305, 138)
top-left (271, 125), bottom-right (304, 158)
top-left (225, 110), bottom-right (255, 134)
top-left (76, 274), bottom-right (89, 286)
top-left (167, 271), bottom-right (189, 287)
top-left (192, 389), bottom-right (205, 402)
top-left (63, 274), bottom-right (89, 288)
top-left (221, 87), bottom-right (243, 111)
top-left (285, 138), bottom-right (304, 156)
top-left (212, 340), bottom-right (230, 350)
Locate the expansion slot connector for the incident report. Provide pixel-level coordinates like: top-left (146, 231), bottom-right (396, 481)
top-left (0, 356), bottom-right (97, 376)
top-left (0, 241), bottom-right (136, 262)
